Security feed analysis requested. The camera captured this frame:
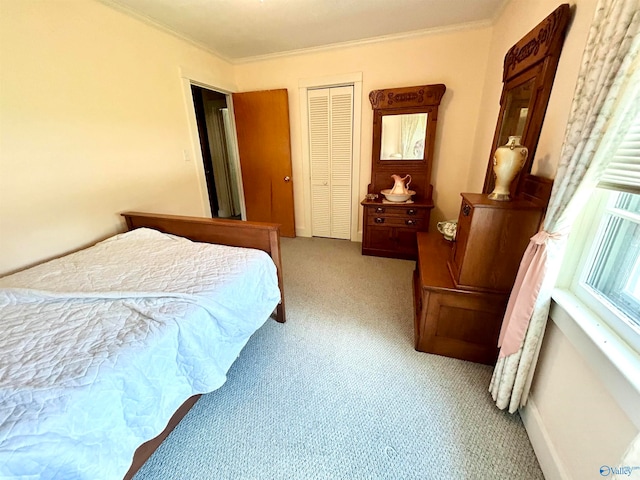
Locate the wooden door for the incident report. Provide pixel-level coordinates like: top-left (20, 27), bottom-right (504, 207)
top-left (232, 89), bottom-right (296, 237)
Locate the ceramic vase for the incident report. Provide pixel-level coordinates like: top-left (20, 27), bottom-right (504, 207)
top-left (488, 136), bottom-right (528, 201)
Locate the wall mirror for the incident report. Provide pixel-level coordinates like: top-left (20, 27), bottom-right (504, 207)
top-left (482, 4), bottom-right (571, 197)
top-left (367, 84), bottom-right (446, 201)
top-left (497, 78), bottom-right (533, 146)
top-left (380, 113), bottom-right (428, 160)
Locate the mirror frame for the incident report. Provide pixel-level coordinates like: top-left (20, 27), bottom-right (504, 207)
top-left (368, 84), bottom-right (446, 201)
top-left (482, 4), bottom-right (572, 197)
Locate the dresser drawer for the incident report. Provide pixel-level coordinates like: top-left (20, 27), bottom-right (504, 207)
top-left (366, 215), bottom-right (425, 228)
top-left (366, 205), bottom-right (425, 218)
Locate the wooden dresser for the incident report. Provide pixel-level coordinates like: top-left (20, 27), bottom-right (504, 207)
top-left (413, 193), bottom-right (543, 365)
top-left (361, 199), bottom-right (434, 260)
top-left (411, 6), bottom-right (569, 365)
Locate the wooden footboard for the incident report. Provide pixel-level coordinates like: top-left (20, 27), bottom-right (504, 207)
top-left (122, 395), bottom-right (201, 480)
top-left (121, 211), bottom-right (285, 323)
top-left (120, 212), bottom-right (286, 480)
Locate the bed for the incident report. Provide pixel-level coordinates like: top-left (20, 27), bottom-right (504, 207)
top-left (0, 212), bottom-right (286, 480)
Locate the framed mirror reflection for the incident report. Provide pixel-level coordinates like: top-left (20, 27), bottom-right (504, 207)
top-left (482, 4), bottom-right (571, 197)
top-left (497, 78), bottom-right (534, 147)
top-left (380, 113), bottom-right (428, 161)
top-left (368, 84), bottom-right (446, 201)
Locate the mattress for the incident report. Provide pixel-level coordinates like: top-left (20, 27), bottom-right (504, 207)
top-left (0, 228), bottom-right (281, 480)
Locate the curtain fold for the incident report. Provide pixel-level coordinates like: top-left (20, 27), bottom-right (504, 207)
top-left (490, 0), bottom-right (640, 413)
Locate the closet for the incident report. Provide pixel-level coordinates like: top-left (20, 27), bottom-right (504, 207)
top-left (308, 86), bottom-right (354, 240)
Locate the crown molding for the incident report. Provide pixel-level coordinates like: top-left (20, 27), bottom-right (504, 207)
top-left (97, 0), bottom-right (234, 63)
top-left (98, 0), bottom-right (493, 66)
top-left (232, 19), bottom-right (493, 64)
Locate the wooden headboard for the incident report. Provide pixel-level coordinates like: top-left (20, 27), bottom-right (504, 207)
top-left (121, 211), bottom-right (285, 323)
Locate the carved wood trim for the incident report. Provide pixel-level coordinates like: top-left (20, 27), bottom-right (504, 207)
top-left (503, 4), bottom-right (572, 82)
top-left (369, 84), bottom-right (446, 110)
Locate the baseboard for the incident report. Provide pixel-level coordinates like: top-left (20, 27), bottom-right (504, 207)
top-left (520, 397), bottom-right (571, 480)
top-left (295, 227), bottom-right (311, 238)
top-left (294, 227), bottom-right (362, 242)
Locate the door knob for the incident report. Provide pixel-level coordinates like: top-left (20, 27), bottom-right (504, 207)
top-left (284, 176), bottom-right (291, 182)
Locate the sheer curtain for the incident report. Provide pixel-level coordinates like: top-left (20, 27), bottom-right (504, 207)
top-left (401, 114), bottom-right (426, 159)
top-left (490, 0), bottom-right (640, 413)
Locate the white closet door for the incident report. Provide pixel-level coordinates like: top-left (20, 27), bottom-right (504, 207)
top-left (308, 86), bottom-right (353, 240)
top-left (308, 89), bottom-right (331, 237)
top-left (329, 87), bottom-right (353, 239)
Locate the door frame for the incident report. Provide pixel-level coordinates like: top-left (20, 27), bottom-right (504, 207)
top-left (299, 72), bottom-right (363, 241)
top-left (179, 67), bottom-right (247, 220)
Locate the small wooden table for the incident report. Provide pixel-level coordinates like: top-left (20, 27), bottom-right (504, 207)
top-left (412, 232), bottom-right (509, 365)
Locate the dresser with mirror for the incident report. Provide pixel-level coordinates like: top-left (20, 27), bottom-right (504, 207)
top-left (361, 84), bottom-right (446, 260)
top-left (413, 4), bottom-right (571, 365)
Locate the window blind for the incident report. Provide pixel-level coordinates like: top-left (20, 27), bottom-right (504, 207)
top-left (599, 113), bottom-right (640, 194)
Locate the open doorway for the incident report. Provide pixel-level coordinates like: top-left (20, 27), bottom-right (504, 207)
top-left (191, 85), bottom-right (242, 219)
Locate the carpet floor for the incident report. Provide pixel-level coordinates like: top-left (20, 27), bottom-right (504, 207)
top-left (134, 237), bottom-right (544, 480)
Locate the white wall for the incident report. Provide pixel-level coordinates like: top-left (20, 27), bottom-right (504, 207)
top-left (526, 320), bottom-right (638, 479)
top-left (0, 0), bottom-right (235, 275)
top-left (474, 1), bottom-right (639, 478)
top-left (233, 27), bottom-right (493, 237)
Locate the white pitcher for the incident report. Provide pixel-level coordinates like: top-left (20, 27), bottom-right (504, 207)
top-left (389, 174), bottom-right (412, 195)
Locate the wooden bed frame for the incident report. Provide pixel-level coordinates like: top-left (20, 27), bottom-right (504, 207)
top-left (120, 211), bottom-right (286, 479)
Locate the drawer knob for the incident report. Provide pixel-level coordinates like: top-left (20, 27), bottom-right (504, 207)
top-left (375, 207), bottom-right (385, 213)
top-left (405, 219), bottom-right (417, 226)
top-left (407, 209), bottom-right (417, 215)
top-left (375, 217), bottom-right (385, 224)
top-left (462, 204), bottom-right (471, 216)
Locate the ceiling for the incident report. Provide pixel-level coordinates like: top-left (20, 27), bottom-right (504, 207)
top-left (102, 0), bottom-right (506, 62)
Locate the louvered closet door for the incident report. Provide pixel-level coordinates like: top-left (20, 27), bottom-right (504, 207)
top-left (308, 86), bottom-right (353, 239)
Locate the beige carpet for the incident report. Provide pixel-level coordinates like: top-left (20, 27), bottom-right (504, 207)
top-left (135, 236), bottom-right (543, 480)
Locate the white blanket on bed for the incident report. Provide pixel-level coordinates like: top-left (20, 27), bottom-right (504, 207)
top-left (0, 228), bottom-right (281, 480)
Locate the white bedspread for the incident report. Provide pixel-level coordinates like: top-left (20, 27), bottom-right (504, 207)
top-left (0, 228), bottom-right (281, 480)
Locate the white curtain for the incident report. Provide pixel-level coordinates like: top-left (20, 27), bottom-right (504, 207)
top-left (401, 114), bottom-right (427, 159)
top-left (490, 0), bottom-right (640, 413)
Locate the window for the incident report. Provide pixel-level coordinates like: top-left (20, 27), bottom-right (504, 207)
top-left (567, 115), bottom-right (640, 353)
top-left (573, 189), bottom-right (640, 352)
